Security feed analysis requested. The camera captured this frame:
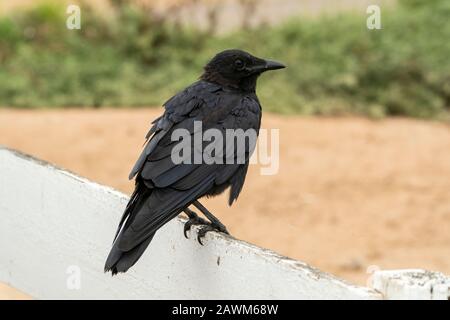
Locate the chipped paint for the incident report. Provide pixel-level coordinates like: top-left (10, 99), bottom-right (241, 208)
top-left (373, 269), bottom-right (450, 300)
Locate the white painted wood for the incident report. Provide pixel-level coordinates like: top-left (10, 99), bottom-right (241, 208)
top-left (372, 269), bottom-right (450, 300)
top-left (0, 146), bottom-right (384, 299)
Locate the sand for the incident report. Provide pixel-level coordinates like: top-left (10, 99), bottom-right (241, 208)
top-left (1, 108), bottom-right (449, 298)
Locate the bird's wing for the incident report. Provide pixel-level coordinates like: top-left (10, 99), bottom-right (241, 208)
top-left (119, 84), bottom-right (261, 251)
top-left (128, 81), bottom-right (222, 180)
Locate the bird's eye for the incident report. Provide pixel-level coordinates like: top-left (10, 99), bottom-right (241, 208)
top-left (234, 59), bottom-right (245, 70)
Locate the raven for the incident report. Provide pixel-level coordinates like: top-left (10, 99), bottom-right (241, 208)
top-left (105, 49), bottom-right (285, 275)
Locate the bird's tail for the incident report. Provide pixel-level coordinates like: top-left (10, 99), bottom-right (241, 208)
top-left (104, 183), bottom-right (154, 275)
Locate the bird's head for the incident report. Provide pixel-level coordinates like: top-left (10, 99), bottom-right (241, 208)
top-left (201, 49), bottom-right (285, 92)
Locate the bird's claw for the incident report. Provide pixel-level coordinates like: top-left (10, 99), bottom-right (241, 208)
top-left (197, 223), bottom-right (230, 245)
top-left (183, 216), bottom-right (209, 239)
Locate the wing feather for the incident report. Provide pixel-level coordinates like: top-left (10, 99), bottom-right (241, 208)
top-left (120, 81), bottom-right (261, 251)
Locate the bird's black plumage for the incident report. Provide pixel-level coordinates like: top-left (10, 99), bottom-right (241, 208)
top-left (105, 49), bottom-right (285, 275)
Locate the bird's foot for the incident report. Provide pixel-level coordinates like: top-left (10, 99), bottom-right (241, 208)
top-left (183, 214), bottom-right (209, 239)
top-left (197, 223), bottom-right (230, 245)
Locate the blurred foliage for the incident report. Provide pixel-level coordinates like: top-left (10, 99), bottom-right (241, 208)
top-left (0, 0), bottom-right (449, 119)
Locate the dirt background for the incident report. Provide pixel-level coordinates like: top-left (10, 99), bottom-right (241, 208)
top-left (1, 108), bottom-right (449, 298)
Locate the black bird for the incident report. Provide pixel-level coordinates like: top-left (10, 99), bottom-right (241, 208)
top-left (105, 49), bottom-right (285, 275)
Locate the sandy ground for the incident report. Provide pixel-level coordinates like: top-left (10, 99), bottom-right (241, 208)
top-left (1, 108), bottom-right (450, 298)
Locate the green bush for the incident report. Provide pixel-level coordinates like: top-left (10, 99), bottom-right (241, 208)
top-left (0, 0), bottom-right (449, 119)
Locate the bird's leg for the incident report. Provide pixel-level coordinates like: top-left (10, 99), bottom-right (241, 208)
top-left (193, 200), bottom-right (230, 244)
top-left (183, 208), bottom-right (209, 239)
top-left (193, 200), bottom-right (228, 231)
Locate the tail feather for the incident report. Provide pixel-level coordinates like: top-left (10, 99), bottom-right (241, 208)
top-left (113, 183), bottom-right (148, 241)
top-left (105, 182), bottom-right (154, 275)
top-left (104, 232), bottom-right (154, 275)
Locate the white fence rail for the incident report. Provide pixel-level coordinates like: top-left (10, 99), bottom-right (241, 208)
top-left (0, 146), bottom-right (448, 299)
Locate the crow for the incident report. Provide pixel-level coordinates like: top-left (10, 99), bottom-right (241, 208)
top-left (105, 49), bottom-right (285, 275)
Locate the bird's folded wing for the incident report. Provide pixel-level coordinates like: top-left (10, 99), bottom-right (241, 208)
top-left (129, 81), bottom-right (222, 179)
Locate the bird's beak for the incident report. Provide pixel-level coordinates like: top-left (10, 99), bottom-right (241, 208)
top-left (264, 59), bottom-right (286, 71)
top-left (250, 59), bottom-right (286, 73)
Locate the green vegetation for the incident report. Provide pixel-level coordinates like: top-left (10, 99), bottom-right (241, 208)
top-left (1, 0), bottom-right (449, 119)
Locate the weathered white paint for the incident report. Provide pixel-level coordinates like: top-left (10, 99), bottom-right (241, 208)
top-left (0, 146), bottom-right (383, 299)
top-left (1, 146), bottom-right (448, 300)
top-left (372, 269), bottom-right (450, 300)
